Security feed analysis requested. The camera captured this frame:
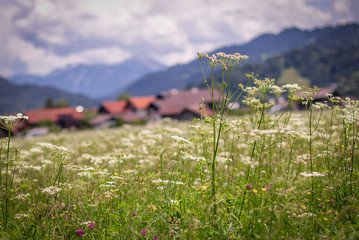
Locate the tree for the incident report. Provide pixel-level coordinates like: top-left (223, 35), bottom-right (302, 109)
top-left (55, 99), bottom-right (70, 108)
top-left (44, 97), bottom-right (55, 109)
top-left (117, 92), bottom-right (131, 101)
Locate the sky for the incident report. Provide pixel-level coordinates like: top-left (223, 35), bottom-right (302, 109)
top-left (1, 0), bottom-right (358, 77)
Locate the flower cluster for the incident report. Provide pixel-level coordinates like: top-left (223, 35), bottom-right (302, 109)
top-left (0, 113), bottom-right (29, 130)
top-left (197, 52), bottom-right (248, 70)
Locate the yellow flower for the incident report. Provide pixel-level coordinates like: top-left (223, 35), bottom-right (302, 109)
top-left (262, 188), bottom-right (267, 192)
top-left (252, 189), bottom-right (258, 195)
top-left (201, 185), bottom-right (208, 190)
top-left (324, 217), bottom-right (328, 221)
top-left (302, 205), bottom-right (307, 210)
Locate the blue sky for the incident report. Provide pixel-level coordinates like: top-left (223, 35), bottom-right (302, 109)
top-left (1, 0), bottom-right (358, 77)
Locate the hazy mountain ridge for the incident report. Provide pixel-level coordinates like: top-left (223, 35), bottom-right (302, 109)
top-left (123, 23), bottom-right (359, 97)
top-left (11, 57), bottom-right (165, 99)
top-left (0, 77), bottom-right (99, 114)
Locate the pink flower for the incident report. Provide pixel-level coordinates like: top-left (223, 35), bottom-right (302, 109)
top-left (246, 184), bottom-right (253, 190)
top-left (132, 211), bottom-right (137, 217)
top-left (75, 229), bottom-right (85, 237)
top-left (330, 199), bottom-right (335, 205)
top-left (153, 237), bottom-right (159, 240)
top-left (141, 229), bottom-right (147, 236)
top-left (88, 221), bottom-right (95, 229)
top-left (111, 209), bottom-right (114, 213)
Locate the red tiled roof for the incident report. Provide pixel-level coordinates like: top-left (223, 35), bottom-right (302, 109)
top-left (130, 96), bottom-right (156, 110)
top-left (24, 108), bottom-right (84, 125)
top-left (153, 88), bottom-right (220, 116)
top-left (100, 100), bottom-right (129, 114)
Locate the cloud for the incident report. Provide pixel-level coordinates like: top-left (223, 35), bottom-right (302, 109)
top-left (0, 0), bottom-right (358, 76)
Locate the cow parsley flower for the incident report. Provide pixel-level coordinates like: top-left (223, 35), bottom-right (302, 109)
top-left (0, 113), bottom-right (28, 130)
top-left (300, 172), bottom-right (325, 177)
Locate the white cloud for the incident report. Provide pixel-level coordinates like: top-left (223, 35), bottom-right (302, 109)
top-left (0, 0), bottom-right (358, 76)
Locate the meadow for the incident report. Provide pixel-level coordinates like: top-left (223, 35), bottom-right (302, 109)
top-left (0, 53), bottom-right (359, 239)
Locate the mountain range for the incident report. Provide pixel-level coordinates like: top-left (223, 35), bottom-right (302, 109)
top-left (11, 57), bottom-right (165, 99)
top-left (123, 23), bottom-right (359, 97)
top-left (0, 77), bottom-right (99, 114)
top-left (2, 23), bottom-right (359, 114)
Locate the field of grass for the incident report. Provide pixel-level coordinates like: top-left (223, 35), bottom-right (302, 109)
top-left (1, 53), bottom-right (358, 239)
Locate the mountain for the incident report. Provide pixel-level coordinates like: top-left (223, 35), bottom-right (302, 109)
top-left (203, 44), bottom-right (359, 98)
top-left (123, 23), bottom-right (359, 96)
top-left (0, 76), bottom-right (99, 114)
top-left (11, 57), bottom-right (165, 99)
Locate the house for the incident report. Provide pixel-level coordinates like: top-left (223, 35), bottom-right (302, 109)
top-left (98, 100), bottom-right (132, 114)
top-left (90, 97), bottom-right (157, 127)
top-left (129, 96), bottom-right (156, 118)
top-left (23, 107), bottom-right (85, 129)
top-left (149, 88), bottom-right (220, 121)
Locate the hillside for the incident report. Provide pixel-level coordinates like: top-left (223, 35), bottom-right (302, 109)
top-left (11, 57), bottom-right (165, 99)
top-left (203, 44), bottom-right (359, 98)
top-left (0, 77), bottom-right (99, 114)
top-left (123, 23), bottom-right (359, 97)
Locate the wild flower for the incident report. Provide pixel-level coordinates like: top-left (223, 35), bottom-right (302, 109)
top-left (41, 186), bottom-right (62, 195)
top-left (296, 154), bottom-right (310, 164)
top-left (75, 229), bottom-right (85, 237)
top-left (141, 229), bottom-right (147, 236)
top-left (110, 176), bottom-right (123, 180)
top-left (341, 97), bottom-right (359, 124)
top-left (300, 172), bottom-right (325, 177)
top-left (181, 152), bottom-right (206, 162)
top-left (312, 102), bottom-right (329, 110)
top-left (171, 135), bottom-right (190, 144)
top-left (99, 184), bottom-right (116, 188)
top-left (87, 221), bottom-right (95, 229)
top-left (0, 113), bottom-right (29, 130)
top-left (151, 179), bottom-right (184, 185)
top-left (246, 184), bottom-right (253, 190)
top-left (13, 213), bottom-right (28, 219)
top-left (14, 193), bottom-right (30, 200)
top-left (271, 85), bottom-right (286, 96)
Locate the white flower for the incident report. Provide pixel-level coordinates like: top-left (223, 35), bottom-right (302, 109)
top-left (0, 113), bottom-right (29, 130)
top-left (110, 176), bottom-right (123, 180)
top-left (300, 172), bottom-right (325, 177)
top-left (171, 135), bottom-right (190, 144)
top-left (13, 213), bottom-right (28, 219)
top-left (41, 186), bottom-right (62, 195)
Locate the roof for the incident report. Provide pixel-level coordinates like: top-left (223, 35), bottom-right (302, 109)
top-left (153, 88), bottom-right (220, 116)
top-left (129, 96), bottom-right (156, 110)
top-left (99, 100), bottom-right (130, 114)
top-left (24, 108), bottom-right (85, 125)
top-left (315, 86), bottom-right (339, 99)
